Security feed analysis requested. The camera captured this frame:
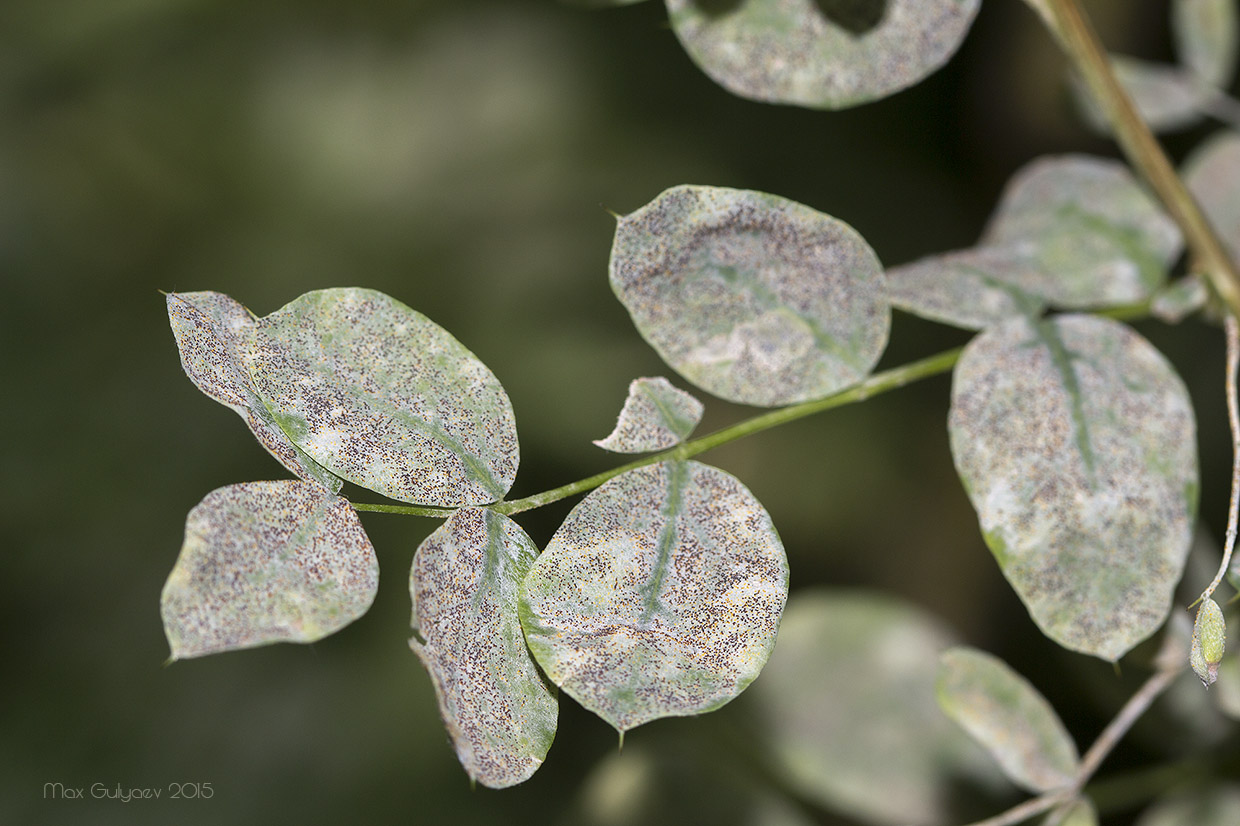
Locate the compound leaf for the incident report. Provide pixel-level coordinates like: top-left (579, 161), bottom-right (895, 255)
top-left (981, 156), bottom-right (1182, 308)
top-left (594, 377), bottom-right (704, 453)
top-left (750, 591), bottom-right (1009, 826)
top-left (410, 508), bottom-right (557, 789)
top-left (610, 185), bottom-right (889, 407)
top-left (166, 292), bottom-right (344, 493)
top-left (949, 314), bottom-right (1197, 660)
top-left (161, 480), bottom-right (378, 660)
top-left (519, 460), bottom-right (788, 732)
top-left (937, 647), bottom-right (1079, 793)
top-left (249, 288), bottom-right (519, 507)
top-left (664, 0), bottom-right (981, 109)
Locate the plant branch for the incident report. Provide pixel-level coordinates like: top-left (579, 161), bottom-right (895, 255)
top-left (1039, 0), bottom-right (1240, 319)
top-left (352, 344), bottom-right (965, 517)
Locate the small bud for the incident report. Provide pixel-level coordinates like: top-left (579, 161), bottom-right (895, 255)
top-left (1190, 598), bottom-right (1226, 687)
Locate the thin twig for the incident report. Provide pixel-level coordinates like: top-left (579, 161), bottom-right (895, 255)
top-left (955, 791), bottom-right (1071, 826)
top-left (1072, 667), bottom-right (1182, 785)
top-left (1199, 315), bottom-right (1240, 604)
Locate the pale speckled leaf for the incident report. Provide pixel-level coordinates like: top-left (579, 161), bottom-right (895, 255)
top-left (161, 480), bottom-right (378, 660)
top-left (750, 591), bottom-right (1011, 826)
top-left (594, 377), bottom-right (704, 453)
top-left (1072, 58), bottom-right (1212, 134)
top-left (166, 292), bottom-right (344, 494)
top-left (409, 508), bottom-right (557, 789)
top-left (519, 459), bottom-right (788, 732)
top-left (1185, 129), bottom-right (1240, 260)
top-left (1044, 798), bottom-right (1098, 826)
top-left (248, 288), bottom-right (519, 507)
top-left (664, 0), bottom-right (981, 110)
top-left (1135, 784), bottom-right (1240, 826)
top-left (886, 247), bottom-right (1045, 330)
top-left (981, 156), bottom-right (1183, 307)
top-left (949, 314), bottom-right (1198, 660)
top-left (1151, 275), bottom-right (1209, 323)
top-left (936, 647), bottom-right (1079, 793)
top-left (1174, 0), bottom-right (1239, 86)
top-left (610, 185), bottom-right (889, 406)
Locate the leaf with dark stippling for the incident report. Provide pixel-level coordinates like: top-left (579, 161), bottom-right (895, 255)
top-left (664, 0), bottom-right (981, 110)
top-left (519, 460), bottom-right (788, 732)
top-left (594, 377), bottom-right (704, 453)
top-left (610, 185), bottom-right (889, 406)
top-left (161, 480), bottom-right (378, 660)
top-left (248, 287), bottom-right (519, 507)
top-left (166, 292), bottom-right (344, 493)
top-left (949, 314), bottom-right (1197, 660)
top-left (410, 508), bottom-right (557, 788)
top-left (980, 156), bottom-right (1182, 308)
top-left (886, 247), bottom-right (1045, 330)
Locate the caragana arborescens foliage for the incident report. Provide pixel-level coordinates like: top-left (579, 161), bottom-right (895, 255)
top-left (161, 0), bottom-right (1240, 818)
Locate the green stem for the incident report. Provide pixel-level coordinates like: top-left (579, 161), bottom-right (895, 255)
top-left (1040, 0), bottom-right (1240, 319)
top-left (352, 344), bottom-right (965, 518)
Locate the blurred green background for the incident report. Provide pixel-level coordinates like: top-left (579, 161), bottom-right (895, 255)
top-left (4, 0), bottom-right (1236, 823)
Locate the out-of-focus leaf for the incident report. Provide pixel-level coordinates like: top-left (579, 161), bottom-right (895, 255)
top-left (1072, 58), bottom-right (1211, 134)
top-left (610, 185), bottom-right (889, 406)
top-left (1173, 0), bottom-right (1239, 86)
top-left (1045, 798), bottom-right (1098, 826)
top-left (594, 377), bottom-right (704, 453)
top-left (519, 460), bottom-right (787, 732)
top-left (409, 508), bottom-right (557, 788)
top-left (1185, 129), bottom-right (1240, 259)
top-left (664, 0), bottom-right (980, 109)
top-left (560, 0), bottom-right (649, 6)
top-left (1135, 784), bottom-right (1240, 826)
top-left (936, 647), bottom-right (1079, 793)
top-left (949, 314), bottom-right (1197, 660)
top-left (750, 590), bottom-right (1010, 826)
top-left (249, 288), bottom-right (519, 507)
top-left (1216, 655), bottom-right (1240, 718)
top-left (886, 247), bottom-right (1045, 330)
top-left (161, 480), bottom-right (378, 660)
top-left (166, 292), bottom-right (344, 493)
top-left (1151, 275), bottom-right (1209, 323)
top-left (981, 156), bottom-right (1182, 307)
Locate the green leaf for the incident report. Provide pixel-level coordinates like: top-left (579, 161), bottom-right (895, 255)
top-left (594, 377), bottom-right (704, 453)
top-left (1045, 798), bottom-right (1099, 826)
top-left (409, 508), bottom-right (557, 789)
top-left (936, 647), bottom-right (1079, 793)
top-left (1173, 0), bottom-right (1239, 87)
top-left (1135, 784), bottom-right (1240, 826)
top-left (980, 156), bottom-right (1182, 308)
top-left (610, 185), bottom-right (889, 406)
top-left (664, 0), bottom-right (981, 109)
top-left (1185, 129), bottom-right (1240, 260)
top-left (166, 292), bottom-right (344, 493)
top-left (560, 0), bottom-right (649, 6)
top-left (519, 459), bottom-right (788, 732)
top-left (750, 591), bottom-right (1010, 826)
top-left (248, 288), bottom-right (519, 507)
top-left (949, 314), bottom-right (1198, 660)
top-left (1151, 275), bottom-right (1209, 324)
top-left (886, 247), bottom-right (1045, 330)
top-left (161, 480), bottom-right (378, 660)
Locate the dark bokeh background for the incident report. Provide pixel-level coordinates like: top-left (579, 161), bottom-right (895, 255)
top-left (4, 0), bottom-right (1234, 823)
